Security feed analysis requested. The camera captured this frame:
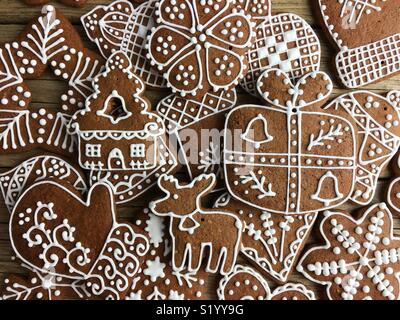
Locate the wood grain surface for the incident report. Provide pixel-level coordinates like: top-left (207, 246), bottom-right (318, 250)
top-left (1, 0), bottom-right (399, 300)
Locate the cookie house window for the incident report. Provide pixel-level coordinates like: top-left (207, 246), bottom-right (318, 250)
top-left (130, 144), bottom-right (145, 158)
top-left (86, 144), bottom-right (101, 157)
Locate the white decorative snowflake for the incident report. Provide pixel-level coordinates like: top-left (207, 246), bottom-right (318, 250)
top-left (145, 214), bottom-right (165, 248)
top-left (168, 290), bottom-right (185, 300)
top-left (143, 257), bottom-right (166, 282)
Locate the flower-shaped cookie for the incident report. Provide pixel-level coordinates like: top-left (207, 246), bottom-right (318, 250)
top-left (298, 203), bottom-right (400, 300)
top-left (147, 0), bottom-right (256, 96)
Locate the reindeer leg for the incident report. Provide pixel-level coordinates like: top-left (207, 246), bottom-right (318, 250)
top-left (207, 245), bottom-right (226, 273)
top-left (173, 241), bottom-right (188, 271)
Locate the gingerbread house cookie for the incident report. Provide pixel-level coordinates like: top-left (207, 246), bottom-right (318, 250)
top-left (69, 51), bottom-right (165, 172)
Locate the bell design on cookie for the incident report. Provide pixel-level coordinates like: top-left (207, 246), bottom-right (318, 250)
top-left (224, 69), bottom-right (357, 214)
top-left (69, 51), bottom-right (165, 171)
top-left (241, 114), bottom-right (273, 149)
top-left (310, 171), bottom-right (344, 207)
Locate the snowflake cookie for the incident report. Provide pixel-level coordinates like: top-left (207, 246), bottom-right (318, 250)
top-left (147, 0), bottom-right (256, 96)
top-left (298, 203), bottom-right (400, 300)
top-left (10, 180), bottom-right (150, 300)
top-left (150, 173), bottom-right (242, 275)
top-left (126, 208), bottom-right (208, 300)
top-left (217, 265), bottom-right (316, 300)
top-left (0, 155), bottom-right (87, 213)
top-left (317, 0), bottom-right (400, 88)
top-left (214, 193), bottom-right (317, 283)
top-left (224, 68), bottom-right (358, 214)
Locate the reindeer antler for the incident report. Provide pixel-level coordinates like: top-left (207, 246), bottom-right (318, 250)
top-left (256, 68), bottom-right (333, 110)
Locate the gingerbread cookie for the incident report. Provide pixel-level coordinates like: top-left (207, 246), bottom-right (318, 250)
top-left (224, 69), bottom-right (358, 214)
top-left (324, 91), bottom-right (400, 205)
top-left (0, 155), bottom-right (87, 213)
top-left (233, 0), bottom-right (271, 25)
top-left (10, 180), bottom-right (150, 300)
top-left (69, 50), bottom-right (165, 172)
top-left (1, 266), bottom-right (91, 300)
top-left (88, 136), bottom-right (178, 204)
top-left (214, 193), bottom-right (317, 283)
top-left (147, 0), bottom-right (256, 96)
top-left (126, 208), bottom-right (208, 300)
top-left (387, 177), bottom-right (400, 215)
top-left (298, 203), bottom-right (400, 300)
top-left (317, 0), bottom-right (400, 88)
top-left (24, 0), bottom-right (87, 7)
top-left (82, 0), bottom-right (168, 90)
top-left (241, 13), bottom-right (321, 96)
top-left (1, 5), bottom-right (103, 155)
top-left (150, 174), bottom-right (242, 275)
top-left (217, 265), bottom-right (316, 300)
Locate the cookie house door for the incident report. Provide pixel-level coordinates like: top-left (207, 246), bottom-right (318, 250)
top-left (108, 148), bottom-right (126, 170)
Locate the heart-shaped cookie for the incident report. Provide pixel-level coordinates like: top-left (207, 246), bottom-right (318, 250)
top-left (10, 181), bottom-right (149, 299)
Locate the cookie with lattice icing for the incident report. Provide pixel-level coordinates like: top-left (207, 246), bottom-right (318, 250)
top-left (241, 13), bottom-right (321, 96)
top-left (82, 0), bottom-right (168, 90)
top-left (316, 0), bottom-right (400, 88)
top-left (298, 203), bottom-right (400, 300)
top-left (324, 91), bottom-right (400, 205)
top-left (10, 180), bottom-right (149, 300)
top-left (157, 88), bottom-right (237, 186)
top-left (147, 0), bottom-right (256, 96)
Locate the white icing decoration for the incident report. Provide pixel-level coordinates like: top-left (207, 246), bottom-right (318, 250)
top-left (150, 173), bottom-right (242, 275)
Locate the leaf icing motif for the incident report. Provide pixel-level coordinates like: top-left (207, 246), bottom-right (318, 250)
top-left (307, 124), bottom-right (344, 151)
top-left (21, 8), bottom-right (66, 64)
top-left (240, 171), bottom-right (276, 199)
top-left (0, 110), bottom-right (34, 150)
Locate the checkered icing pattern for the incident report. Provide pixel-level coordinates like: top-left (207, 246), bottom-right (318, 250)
top-left (157, 89), bottom-right (237, 133)
top-left (82, 0), bottom-right (167, 89)
top-left (336, 34), bottom-right (400, 88)
top-left (241, 14), bottom-right (320, 95)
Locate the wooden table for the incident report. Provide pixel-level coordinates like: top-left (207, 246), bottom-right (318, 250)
top-left (1, 0), bottom-right (399, 300)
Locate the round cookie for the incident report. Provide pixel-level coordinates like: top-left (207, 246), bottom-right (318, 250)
top-left (217, 264), bottom-right (316, 300)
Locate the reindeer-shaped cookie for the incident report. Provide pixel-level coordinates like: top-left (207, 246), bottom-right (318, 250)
top-left (150, 174), bottom-right (242, 275)
top-left (224, 69), bottom-right (357, 214)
